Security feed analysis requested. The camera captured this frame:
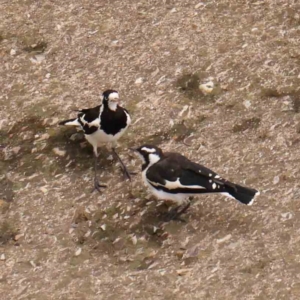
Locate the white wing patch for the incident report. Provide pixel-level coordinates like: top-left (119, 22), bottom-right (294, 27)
top-left (80, 114), bottom-right (87, 125)
top-left (124, 110), bottom-right (131, 126)
top-left (148, 178), bottom-right (206, 190)
top-left (62, 119), bottom-right (81, 126)
top-left (88, 118), bottom-right (101, 127)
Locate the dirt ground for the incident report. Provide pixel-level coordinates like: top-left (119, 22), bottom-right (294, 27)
top-left (1, 0), bottom-right (300, 299)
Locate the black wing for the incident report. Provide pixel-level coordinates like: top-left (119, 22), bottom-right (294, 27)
top-left (146, 152), bottom-right (234, 194)
top-left (77, 105), bottom-right (101, 134)
top-left (78, 105), bottom-right (101, 122)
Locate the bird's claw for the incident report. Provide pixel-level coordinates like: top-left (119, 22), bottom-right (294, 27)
top-left (119, 166), bottom-right (134, 181)
top-left (164, 209), bottom-right (186, 223)
top-left (163, 202), bottom-right (191, 222)
top-left (91, 179), bottom-right (107, 193)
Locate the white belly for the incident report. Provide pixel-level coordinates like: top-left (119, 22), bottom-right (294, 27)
top-left (85, 127), bottom-right (127, 147)
top-left (85, 111), bottom-right (130, 148)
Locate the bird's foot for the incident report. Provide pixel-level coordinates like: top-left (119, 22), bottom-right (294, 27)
top-left (119, 166), bottom-right (135, 181)
top-left (91, 178), bottom-right (107, 193)
top-left (163, 202), bottom-right (191, 222)
top-left (163, 207), bottom-right (186, 223)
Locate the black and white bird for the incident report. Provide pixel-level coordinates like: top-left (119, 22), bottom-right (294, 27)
top-left (131, 144), bottom-right (259, 220)
top-left (59, 90), bottom-right (131, 191)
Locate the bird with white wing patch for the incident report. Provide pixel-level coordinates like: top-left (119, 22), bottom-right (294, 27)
top-left (131, 144), bottom-right (260, 221)
top-left (59, 89), bottom-right (131, 192)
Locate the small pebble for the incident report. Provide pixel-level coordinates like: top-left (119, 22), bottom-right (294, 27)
top-left (52, 147), bottom-right (66, 157)
top-left (176, 268), bottom-right (192, 276)
top-left (281, 212), bottom-right (292, 220)
top-left (30, 54), bottom-right (45, 63)
top-left (10, 49), bottom-right (16, 56)
top-left (199, 81), bottom-right (214, 95)
top-left (135, 77), bottom-right (143, 85)
top-left (30, 260), bottom-right (37, 268)
top-left (243, 100), bottom-right (251, 109)
top-left (273, 176), bottom-right (280, 185)
top-left (14, 234), bottom-right (24, 241)
top-left (195, 2), bottom-right (204, 9)
top-left (37, 133), bottom-right (49, 141)
top-left (0, 254), bottom-right (5, 261)
top-left (131, 235), bottom-right (137, 245)
top-left (40, 186), bottom-right (48, 194)
top-left (75, 248), bottom-right (82, 256)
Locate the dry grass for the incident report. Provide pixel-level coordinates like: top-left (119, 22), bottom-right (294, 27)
top-left (1, 0), bottom-right (300, 299)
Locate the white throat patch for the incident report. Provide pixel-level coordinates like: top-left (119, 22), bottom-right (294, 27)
top-left (148, 153), bottom-right (160, 166)
top-left (108, 101), bottom-right (118, 111)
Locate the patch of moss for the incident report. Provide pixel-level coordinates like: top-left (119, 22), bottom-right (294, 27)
top-left (176, 73), bottom-right (221, 101)
top-left (0, 177), bottom-right (14, 202)
top-left (73, 207), bottom-right (91, 224)
top-left (22, 41), bottom-right (47, 53)
top-left (93, 223), bottom-right (124, 242)
top-left (232, 117), bottom-right (261, 132)
top-left (0, 221), bottom-right (17, 245)
top-left (261, 86), bottom-right (300, 100)
top-left (261, 88), bottom-right (283, 98)
top-left (291, 92), bottom-right (300, 113)
top-left (177, 73), bottom-right (200, 92)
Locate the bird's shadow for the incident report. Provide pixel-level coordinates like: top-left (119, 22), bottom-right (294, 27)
top-left (0, 116), bottom-right (118, 178)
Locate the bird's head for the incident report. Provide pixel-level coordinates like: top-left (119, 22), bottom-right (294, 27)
top-left (130, 144), bottom-right (163, 169)
top-left (102, 89), bottom-right (119, 111)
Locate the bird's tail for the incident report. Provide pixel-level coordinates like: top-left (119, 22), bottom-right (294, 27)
top-left (224, 183), bottom-right (259, 206)
top-left (58, 118), bottom-right (80, 126)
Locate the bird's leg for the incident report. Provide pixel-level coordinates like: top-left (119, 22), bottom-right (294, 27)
top-left (111, 147), bottom-right (131, 180)
top-left (164, 201), bottom-right (191, 222)
top-left (92, 148), bottom-right (107, 193)
top-left (176, 201), bottom-right (191, 217)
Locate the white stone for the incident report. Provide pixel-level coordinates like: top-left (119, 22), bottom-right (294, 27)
top-left (195, 2), bottom-right (204, 9)
top-left (135, 77), bottom-right (143, 85)
top-left (10, 49), bottom-right (16, 56)
top-left (52, 147), bottom-right (66, 157)
top-left (199, 81), bottom-right (214, 95)
top-left (273, 176), bottom-right (280, 185)
top-left (243, 100), bottom-right (251, 109)
top-left (217, 234), bottom-right (232, 244)
top-left (75, 248), bottom-right (82, 256)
